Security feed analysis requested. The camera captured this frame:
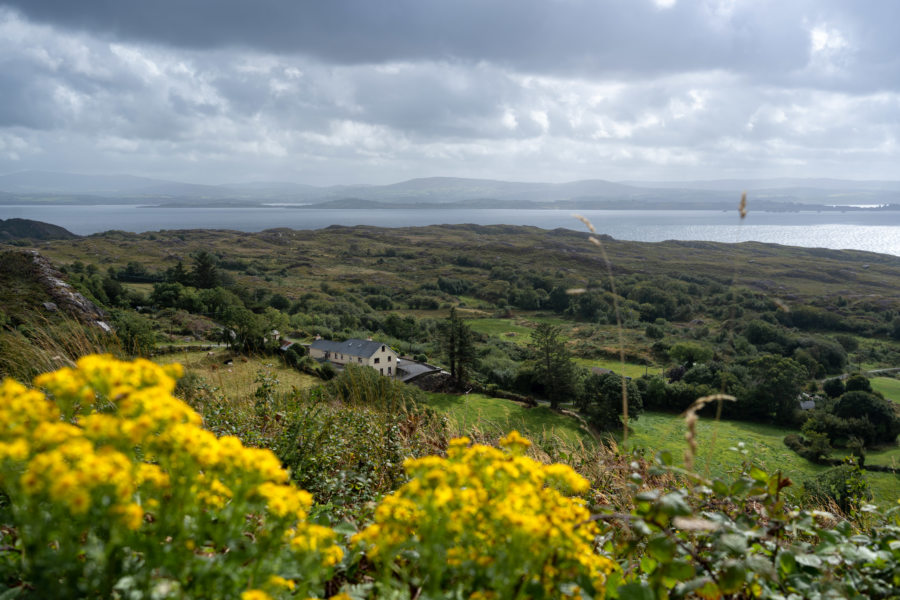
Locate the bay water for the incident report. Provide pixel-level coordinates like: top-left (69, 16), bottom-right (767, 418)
top-left (3, 205), bottom-right (899, 257)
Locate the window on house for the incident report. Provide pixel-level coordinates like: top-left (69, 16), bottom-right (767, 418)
top-left (388, 366), bottom-right (392, 375)
top-left (381, 345), bottom-right (385, 352)
top-left (388, 356), bottom-right (392, 362)
top-left (358, 357), bottom-right (362, 364)
top-left (380, 368), bottom-right (384, 375)
top-left (374, 358), bottom-right (380, 364)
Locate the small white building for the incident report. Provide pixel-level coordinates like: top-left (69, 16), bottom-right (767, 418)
top-left (308, 338), bottom-right (399, 376)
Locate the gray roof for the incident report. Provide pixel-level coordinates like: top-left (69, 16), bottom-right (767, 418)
top-left (310, 338), bottom-right (392, 358)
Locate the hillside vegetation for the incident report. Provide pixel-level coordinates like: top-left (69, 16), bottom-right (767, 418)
top-left (3, 224), bottom-right (898, 499)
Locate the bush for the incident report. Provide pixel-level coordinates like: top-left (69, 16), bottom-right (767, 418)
top-left (0, 356), bottom-right (341, 598)
top-left (832, 390), bottom-right (900, 445)
top-left (823, 377), bottom-right (845, 398)
top-left (354, 432), bottom-right (617, 598)
top-left (844, 373), bottom-right (872, 393)
top-left (803, 462), bottom-right (872, 513)
top-left (277, 369), bottom-right (443, 513)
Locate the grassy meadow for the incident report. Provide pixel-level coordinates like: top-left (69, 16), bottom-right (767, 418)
top-left (155, 349), bottom-right (319, 404)
top-left (624, 410), bottom-right (899, 505)
top-left (421, 392), bottom-right (590, 445)
top-left (872, 376), bottom-right (900, 403)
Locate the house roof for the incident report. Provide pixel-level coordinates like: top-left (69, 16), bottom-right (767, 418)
top-left (310, 338), bottom-right (392, 358)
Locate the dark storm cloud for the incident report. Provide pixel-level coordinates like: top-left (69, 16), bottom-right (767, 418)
top-left (1, 1), bottom-right (899, 184)
top-left (2, 0), bottom-right (887, 83)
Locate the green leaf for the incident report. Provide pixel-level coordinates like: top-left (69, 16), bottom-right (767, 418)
top-left (718, 561), bottom-right (747, 594)
top-left (778, 551), bottom-right (797, 575)
top-left (657, 492), bottom-right (692, 517)
top-left (663, 558), bottom-right (695, 581)
top-left (749, 466), bottom-right (768, 483)
top-left (647, 535), bottom-right (676, 562)
top-left (640, 556), bottom-right (658, 575)
top-left (712, 479), bottom-right (729, 496)
top-left (332, 520), bottom-right (358, 536)
top-left (730, 478), bottom-right (752, 497)
top-left (719, 533), bottom-right (748, 555)
top-left (795, 553), bottom-right (823, 569)
top-left (616, 582), bottom-right (656, 600)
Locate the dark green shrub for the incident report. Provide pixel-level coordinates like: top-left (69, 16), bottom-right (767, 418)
top-left (823, 377), bottom-right (845, 398)
top-left (277, 366), bottom-right (445, 514)
top-left (844, 373), bottom-right (872, 393)
top-left (832, 390), bottom-right (900, 445)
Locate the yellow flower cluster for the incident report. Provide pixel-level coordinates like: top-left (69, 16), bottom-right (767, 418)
top-left (0, 355), bottom-right (342, 575)
top-left (354, 431), bottom-right (616, 598)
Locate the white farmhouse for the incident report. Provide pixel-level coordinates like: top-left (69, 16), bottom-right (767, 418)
top-left (308, 338), bottom-right (399, 376)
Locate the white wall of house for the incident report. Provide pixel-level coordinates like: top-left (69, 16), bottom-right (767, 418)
top-left (366, 344), bottom-right (398, 376)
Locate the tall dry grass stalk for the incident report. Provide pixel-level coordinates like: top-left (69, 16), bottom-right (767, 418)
top-left (681, 394), bottom-right (736, 472)
top-left (706, 192), bottom-right (748, 474)
top-left (575, 214), bottom-right (630, 446)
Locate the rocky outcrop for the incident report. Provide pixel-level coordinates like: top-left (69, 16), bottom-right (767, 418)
top-left (3, 250), bottom-right (112, 332)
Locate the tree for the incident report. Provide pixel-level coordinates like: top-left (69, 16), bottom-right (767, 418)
top-left (269, 293), bottom-right (291, 311)
top-left (191, 250), bottom-right (220, 289)
top-left (833, 390), bottom-right (900, 445)
top-left (844, 373), bottom-right (872, 393)
top-left (745, 354), bottom-right (807, 422)
top-left (822, 377), bottom-right (845, 398)
top-left (111, 310), bottom-right (156, 357)
top-left (166, 261), bottom-right (191, 285)
top-left (578, 371), bottom-right (642, 430)
top-left (529, 323), bottom-right (576, 409)
top-left (441, 307), bottom-right (476, 385)
top-left (669, 342), bottom-right (713, 369)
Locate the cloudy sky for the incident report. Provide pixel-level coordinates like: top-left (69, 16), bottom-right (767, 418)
top-left (0, 1), bottom-right (898, 185)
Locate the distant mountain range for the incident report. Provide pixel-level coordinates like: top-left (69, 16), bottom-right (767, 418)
top-left (1, 171), bottom-right (899, 209)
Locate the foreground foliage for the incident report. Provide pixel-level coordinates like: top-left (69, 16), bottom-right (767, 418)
top-left (1, 356), bottom-right (900, 598)
top-left (0, 356), bottom-right (341, 599)
top-left (354, 432), bottom-right (617, 598)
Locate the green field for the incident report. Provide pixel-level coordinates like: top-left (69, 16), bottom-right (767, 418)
top-left (872, 376), bottom-right (900, 403)
top-left (421, 392), bottom-right (590, 445)
top-left (574, 357), bottom-right (654, 379)
top-left (625, 411), bottom-right (900, 505)
top-left (465, 318), bottom-right (533, 342)
top-left (417, 394), bottom-right (900, 504)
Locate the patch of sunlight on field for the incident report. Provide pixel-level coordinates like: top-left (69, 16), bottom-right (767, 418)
top-left (422, 392), bottom-right (590, 445)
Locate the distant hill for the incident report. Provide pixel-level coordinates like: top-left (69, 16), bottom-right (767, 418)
top-left (3, 171), bottom-right (900, 207)
top-left (0, 218), bottom-right (78, 241)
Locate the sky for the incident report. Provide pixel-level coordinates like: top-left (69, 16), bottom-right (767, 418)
top-left (0, 0), bottom-right (898, 186)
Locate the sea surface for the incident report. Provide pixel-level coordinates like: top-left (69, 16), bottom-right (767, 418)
top-left (3, 205), bottom-right (900, 257)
